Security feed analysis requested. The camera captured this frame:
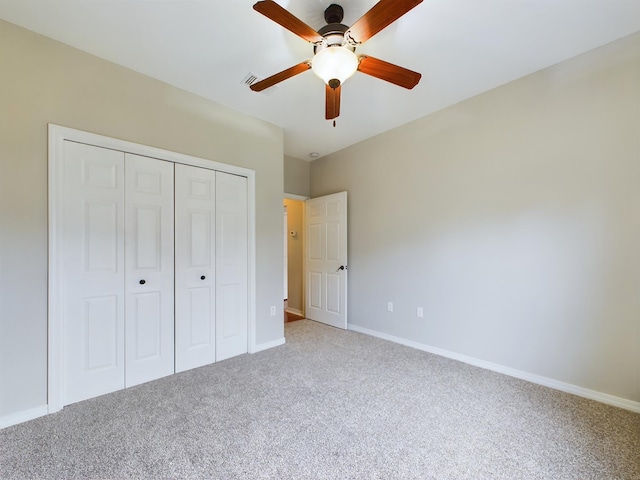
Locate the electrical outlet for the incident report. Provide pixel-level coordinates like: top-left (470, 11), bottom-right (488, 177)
top-left (270, 306), bottom-right (276, 316)
top-left (417, 307), bottom-right (424, 318)
top-left (387, 302), bottom-right (393, 312)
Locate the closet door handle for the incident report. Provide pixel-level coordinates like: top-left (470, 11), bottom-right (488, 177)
top-left (200, 275), bottom-right (206, 280)
top-left (139, 279), bottom-right (146, 285)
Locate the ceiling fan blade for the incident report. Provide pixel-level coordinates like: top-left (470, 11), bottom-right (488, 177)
top-left (253, 1), bottom-right (324, 44)
top-left (358, 56), bottom-right (421, 89)
top-left (346, 0), bottom-right (423, 44)
top-left (250, 62), bottom-right (311, 92)
top-left (325, 84), bottom-right (341, 120)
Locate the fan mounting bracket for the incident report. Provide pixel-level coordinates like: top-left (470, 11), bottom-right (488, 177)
top-left (324, 4), bottom-right (344, 24)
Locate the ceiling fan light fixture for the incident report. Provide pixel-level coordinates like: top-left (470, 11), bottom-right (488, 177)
top-left (250, 0), bottom-right (424, 119)
top-left (311, 46), bottom-right (358, 87)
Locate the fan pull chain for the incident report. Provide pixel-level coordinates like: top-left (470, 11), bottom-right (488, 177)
top-left (333, 120), bottom-right (336, 127)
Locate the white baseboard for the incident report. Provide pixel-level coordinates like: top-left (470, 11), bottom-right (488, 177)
top-left (3, 337), bottom-right (284, 430)
top-left (348, 323), bottom-right (640, 413)
top-left (0, 405), bottom-right (49, 430)
top-left (250, 337), bottom-right (285, 353)
top-left (285, 307), bottom-right (303, 316)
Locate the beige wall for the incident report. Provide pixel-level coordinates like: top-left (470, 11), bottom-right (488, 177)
top-left (284, 199), bottom-right (304, 314)
top-left (311, 33), bottom-right (640, 403)
top-left (0, 20), bottom-right (285, 419)
top-left (284, 155), bottom-right (311, 197)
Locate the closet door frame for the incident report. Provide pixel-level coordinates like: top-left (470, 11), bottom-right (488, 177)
top-left (47, 124), bottom-right (256, 414)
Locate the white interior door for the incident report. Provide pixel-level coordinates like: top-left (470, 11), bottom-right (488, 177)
top-left (62, 141), bottom-right (126, 405)
top-left (174, 164), bottom-right (217, 372)
top-left (216, 172), bottom-right (248, 361)
top-left (124, 154), bottom-right (175, 387)
top-left (305, 192), bottom-right (348, 329)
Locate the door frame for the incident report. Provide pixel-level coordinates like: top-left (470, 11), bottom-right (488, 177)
top-left (283, 193), bottom-right (308, 318)
top-left (48, 124), bottom-right (257, 413)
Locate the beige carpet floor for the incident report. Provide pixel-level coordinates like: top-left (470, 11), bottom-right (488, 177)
top-left (1, 319), bottom-right (639, 479)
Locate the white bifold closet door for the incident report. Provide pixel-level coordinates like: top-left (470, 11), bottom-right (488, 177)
top-left (62, 142), bottom-right (126, 405)
top-left (61, 141), bottom-right (248, 407)
top-left (62, 143), bottom-right (175, 405)
top-left (215, 171), bottom-right (248, 361)
top-left (174, 164), bottom-right (217, 372)
top-left (174, 166), bottom-right (248, 369)
top-left (124, 153), bottom-right (175, 388)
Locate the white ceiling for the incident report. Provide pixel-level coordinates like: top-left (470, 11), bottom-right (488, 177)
top-left (1, 0), bottom-right (638, 160)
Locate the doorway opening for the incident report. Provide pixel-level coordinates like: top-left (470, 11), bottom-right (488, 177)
top-left (284, 197), bottom-right (305, 322)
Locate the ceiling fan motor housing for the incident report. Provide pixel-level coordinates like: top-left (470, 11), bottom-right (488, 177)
top-left (316, 23), bottom-right (351, 48)
top-left (316, 3), bottom-right (353, 50)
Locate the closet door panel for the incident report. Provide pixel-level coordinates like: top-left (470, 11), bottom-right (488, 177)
top-left (125, 154), bottom-right (175, 387)
top-left (175, 164), bottom-right (216, 372)
top-left (62, 141), bottom-right (126, 406)
top-left (216, 172), bottom-right (248, 361)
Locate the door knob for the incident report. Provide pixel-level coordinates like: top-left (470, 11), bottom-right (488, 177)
top-left (139, 279), bottom-right (146, 285)
top-left (336, 265), bottom-right (347, 272)
top-left (201, 275), bottom-right (206, 280)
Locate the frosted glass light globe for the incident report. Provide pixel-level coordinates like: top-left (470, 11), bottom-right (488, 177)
top-left (311, 46), bottom-right (358, 86)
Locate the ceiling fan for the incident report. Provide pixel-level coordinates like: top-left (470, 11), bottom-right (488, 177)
top-left (250, 0), bottom-right (423, 122)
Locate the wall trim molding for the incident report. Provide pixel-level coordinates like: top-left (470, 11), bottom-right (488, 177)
top-left (0, 405), bottom-right (49, 430)
top-left (285, 307), bottom-right (303, 316)
top-left (284, 193), bottom-right (309, 201)
top-left (348, 323), bottom-right (640, 413)
top-left (251, 337), bottom-right (285, 353)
